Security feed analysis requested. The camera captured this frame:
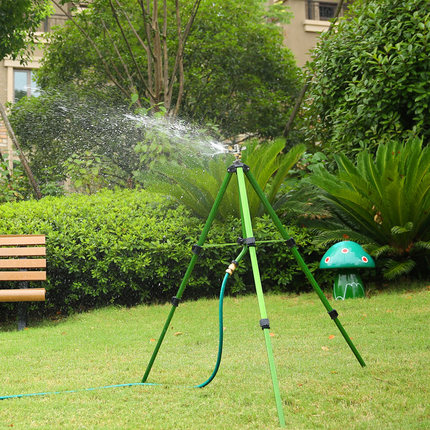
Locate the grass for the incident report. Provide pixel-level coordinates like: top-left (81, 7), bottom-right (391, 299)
top-left (0, 283), bottom-right (429, 429)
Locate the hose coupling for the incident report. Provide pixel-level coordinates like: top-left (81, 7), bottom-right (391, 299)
top-left (226, 260), bottom-right (238, 275)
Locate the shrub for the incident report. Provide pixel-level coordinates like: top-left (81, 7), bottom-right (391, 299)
top-left (148, 139), bottom-right (305, 220)
top-left (304, 0), bottom-right (430, 158)
top-left (0, 158), bottom-right (32, 203)
top-left (0, 189), bottom-right (322, 321)
top-left (308, 138), bottom-right (430, 279)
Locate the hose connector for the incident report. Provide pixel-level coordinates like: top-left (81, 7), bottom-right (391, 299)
top-left (226, 260), bottom-right (238, 275)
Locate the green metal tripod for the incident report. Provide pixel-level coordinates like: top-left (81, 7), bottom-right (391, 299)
top-left (142, 159), bottom-right (366, 428)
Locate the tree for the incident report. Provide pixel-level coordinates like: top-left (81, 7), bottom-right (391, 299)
top-left (303, 0), bottom-right (430, 158)
top-left (48, 0), bottom-right (202, 114)
top-left (0, 0), bottom-right (52, 61)
top-left (38, 0), bottom-right (300, 137)
top-left (179, 0), bottom-right (300, 138)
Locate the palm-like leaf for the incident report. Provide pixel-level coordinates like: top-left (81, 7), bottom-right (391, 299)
top-left (149, 139), bottom-right (305, 220)
top-left (309, 137), bottom-right (430, 278)
top-left (382, 259), bottom-right (417, 280)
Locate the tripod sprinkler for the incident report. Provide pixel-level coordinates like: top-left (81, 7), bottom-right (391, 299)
top-left (141, 154), bottom-right (366, 428)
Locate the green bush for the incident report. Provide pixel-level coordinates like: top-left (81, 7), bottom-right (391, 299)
top-left (304, 0), bottom-right (430, 158)
top-left (0, 189), bottom-right (323, 321)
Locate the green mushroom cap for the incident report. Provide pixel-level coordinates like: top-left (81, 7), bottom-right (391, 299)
top-left (319, 241), bottom-right (375, 269)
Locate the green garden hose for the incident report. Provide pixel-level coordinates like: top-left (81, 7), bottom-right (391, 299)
top-left (0, 382), bottom-right (159, 400)
top-left (195, 246), bottom-right (248, 388)
top-left (194, 272), bottom-right (229, 388)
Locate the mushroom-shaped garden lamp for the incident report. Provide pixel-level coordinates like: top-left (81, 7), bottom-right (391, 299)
top-left (319, 241), bottom-right (375, 300)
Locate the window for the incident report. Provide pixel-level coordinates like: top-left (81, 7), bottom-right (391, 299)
top-left (14, 70), bottom-right (40, 103)
top-left (306, 1), bottom-right (343, 21)
top-left (319, 2), bottom-right (336, 20)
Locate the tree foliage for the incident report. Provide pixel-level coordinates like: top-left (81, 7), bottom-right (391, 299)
top-left (303, 0), bottom-right (430, 158)
top-left (38, 0), bottom-right (300, 138)
top-left (0, 0), bottom-right (52, 60)
top-left (179, 0), bottom-right (300, 138)
top-left (9, 86), bottom-right (140, 188)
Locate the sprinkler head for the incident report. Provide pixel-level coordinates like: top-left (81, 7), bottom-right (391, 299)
top-left (227, 143), bottom-right (246, 160)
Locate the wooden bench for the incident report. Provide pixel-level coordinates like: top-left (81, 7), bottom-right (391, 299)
top-left (0, 235), bottom-right (46, 330)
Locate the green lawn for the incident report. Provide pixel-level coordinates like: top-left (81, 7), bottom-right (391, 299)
top-left (0, 284), bottom-right (429, 429)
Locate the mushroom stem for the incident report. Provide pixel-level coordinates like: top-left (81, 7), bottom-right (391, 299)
top-left (334, 270), bottom-right (365, 300)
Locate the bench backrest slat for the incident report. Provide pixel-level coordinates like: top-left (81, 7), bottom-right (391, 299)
top-left (0, 247), bottom-right (46, 257)
top-left (0, 258), bottom-right (46, 269)
top-left (0, 235), bottom-right (45, 246)
top-left (0, 271), bottom-right (46, 281)
top-left (0, 234), bottom-right (46, 287)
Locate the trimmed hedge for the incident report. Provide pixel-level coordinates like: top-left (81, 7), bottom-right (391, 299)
top-left (0, 189), bottom-right (325, 321)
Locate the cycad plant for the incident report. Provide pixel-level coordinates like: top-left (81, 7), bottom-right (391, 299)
top-left (308, 137), bottom-right (430, 279)
top-left (148, 138), bottom-right (305, 220)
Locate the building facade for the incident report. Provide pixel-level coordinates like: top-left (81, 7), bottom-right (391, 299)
top-left (282, 0), bottom-right (351, 66)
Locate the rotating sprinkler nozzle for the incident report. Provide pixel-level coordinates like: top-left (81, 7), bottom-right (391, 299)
top-left (227, 143), bottom-right (245, 160)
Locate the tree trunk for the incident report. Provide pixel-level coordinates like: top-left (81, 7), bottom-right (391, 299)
top-left (0, 102), bottom-right (42, 199)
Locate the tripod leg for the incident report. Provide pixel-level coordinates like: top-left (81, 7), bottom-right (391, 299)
top-left (244, 169), bottom-right (366, 367)
top-left (236, 167), bottom-right (286, 428)
top-left (142, 171), bottom-right (233, 383)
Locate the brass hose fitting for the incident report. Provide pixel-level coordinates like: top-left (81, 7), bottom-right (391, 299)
top-left (226, 261), bottom-right (238, 275)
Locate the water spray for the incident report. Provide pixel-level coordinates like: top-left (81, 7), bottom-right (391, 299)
top-left (125, 113), bottom-right (229, 158)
